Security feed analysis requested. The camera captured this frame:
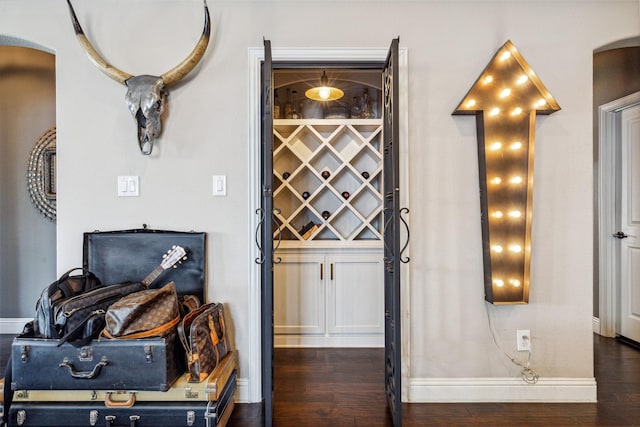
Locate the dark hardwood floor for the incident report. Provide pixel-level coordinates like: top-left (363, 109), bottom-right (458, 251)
top-left (2, 334), bottom-right (639, 426)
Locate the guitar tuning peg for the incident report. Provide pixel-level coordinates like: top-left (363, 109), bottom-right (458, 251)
top-left (183, 256), bottom-right (188, 261)
top-left (172, 245), bottom-right (176, 249)
top-left (172, 265), bottom-right (177, 269)
top-left (162, 254), bottom-right (167, 258)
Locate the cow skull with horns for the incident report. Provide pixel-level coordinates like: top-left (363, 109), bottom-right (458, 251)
top-left (66, 0), bottom-right (210, 155)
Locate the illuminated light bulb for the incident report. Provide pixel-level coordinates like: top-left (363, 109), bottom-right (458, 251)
top-left (489, 141), bottom-right (502, 151)
top-left (510, 141), bottom-right (523, 150)
top-left (490, 177), bottom-right (502, 185)
top-left (466, 99), bottom-right (477, 108)
top-left (483, 75), bottom-right (494, 84)
top-left (494, 279), bottom-right (505, 287)
top-left (489, 107), bottom-right (500, 117)
top-left (510, 176), bottom-right (523, 184)
top-left (492, 245), bottom-right (504, 253)
top-left (499, 88), bottom-right (511, 98)
top-left (318, 87), bottom-right (331, 100)
top-left (508, 210), bottom-right (522, 218)
top-left (509, 279), bottom-right (521, 287)
top-left (534, 98), bottom-right (547, 108)
top-left (516, 75), bottom-right (528, 85)
top-left (491, 211), bottom-right (504, 219)
top-left (499, 51), bottom-right (511, 61)
top-left (509, 244), bottom-right (522, 253)
top-left (511, 107), bottom-right (523, 116)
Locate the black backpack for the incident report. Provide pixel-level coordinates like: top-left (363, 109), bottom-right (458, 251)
top-left (32, 267), bottom-right (103, 339)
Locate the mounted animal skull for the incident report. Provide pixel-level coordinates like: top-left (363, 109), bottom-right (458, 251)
top-left (66, 0), bottom-right (210, 155)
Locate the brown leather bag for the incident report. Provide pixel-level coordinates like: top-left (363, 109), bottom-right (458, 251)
top-left (177, 302), bottom-right (230, 382)
top-left (101, 282), bottom-right (181, 339)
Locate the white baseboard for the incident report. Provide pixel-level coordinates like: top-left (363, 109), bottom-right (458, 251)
top-left (0, 318), bottom-right (31, 334)
top-left (274, 334), bottom-right (384, 348)
top-left (237, 376), bottom-right (597, 404)
top-left (593, 316), bottom-right (601, 335)
top-left (235, 377), bottom-right (250, 403)
top-left (408, 377), bottom-right (597, 402)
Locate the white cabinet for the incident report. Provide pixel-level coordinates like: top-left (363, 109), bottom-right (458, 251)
top-left (327, 254), bottom-right (384, 336)
top-left (273, 249), bottom-right (384, 347)
top-left (273, 253), bottom-right (325, 336)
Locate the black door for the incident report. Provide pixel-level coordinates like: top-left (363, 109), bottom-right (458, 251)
top-left (260, 39), bottom-right (405, 427)
top-left (382, 37), bottom-right (404, 427)
top-left (259, 38), bottom-right (275, 427)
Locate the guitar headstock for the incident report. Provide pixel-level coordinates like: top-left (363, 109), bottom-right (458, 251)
top-left (161, 245), bottom-right (188, 270)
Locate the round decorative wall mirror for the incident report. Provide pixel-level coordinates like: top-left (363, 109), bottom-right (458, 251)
top-left (27, 126), bottom-right (56, 222)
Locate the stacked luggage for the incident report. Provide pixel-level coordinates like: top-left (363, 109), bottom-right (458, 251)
top-left (1, 229), bottom-right (236, 427)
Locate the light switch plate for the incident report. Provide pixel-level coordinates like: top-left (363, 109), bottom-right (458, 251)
top-left (213, 175), bottom-right (227, 196)
top-left (117, 176), bottom-right (139, 197)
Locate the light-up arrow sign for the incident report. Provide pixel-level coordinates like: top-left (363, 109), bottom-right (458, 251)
top-left (453, 40), bottom-right (560, 304)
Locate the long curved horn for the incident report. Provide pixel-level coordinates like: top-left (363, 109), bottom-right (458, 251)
top-left (66, 0), bottom-right (133, 84)
top-left (161, 0), bottom-right (211, 85)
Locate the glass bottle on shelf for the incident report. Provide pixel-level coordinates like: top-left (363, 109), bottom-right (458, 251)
top-left (361, 88), bottom-right (373, 119)
top-left (273, 89), bottom-right (281, 119)
top-left (284, 88), bottom-right (293, 119)
top-left (350, 96), bottom-right (362, 118)
top-left (291, 90), bottom-right (301, 119)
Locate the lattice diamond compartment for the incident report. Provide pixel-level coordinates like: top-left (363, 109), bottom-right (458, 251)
top-left (273, 186), bottom-right (300, 221)
top-left (310, 187), bottom-right (343, 221)
top-left (332, 208), bottom-right (362, 240)
top-left (290, 168), bottom-right (322, 198)
top-left (350, 187), bottom-right (382, 219)
top-left (330, 126), bottom-right (364, 163)
top-left (274, 145), bottom-right (302, 179)
top-left (332, 167), bottom-right (361, 197)
top-left (290, 207), bottom-right (321, 239)
top-left (273, 124), bottom-right (302, 140)
top-left (314, 226), bottom-right (339, 241)
top-left (308, 124), bottom-right (342, 140)
top-left (352, 207), bottom-right (383, 240)
top-left (351, 123), bottom-right (383, 141)
top-left (289, 127), bottom-right (323, 160)
top-left (351, 146), bottom-right (381, 179)
top-left (309, 146), bottom-right (341, 175)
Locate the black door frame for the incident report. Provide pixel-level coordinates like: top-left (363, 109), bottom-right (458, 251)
top-left (254, 42), bottom-right (409, 427)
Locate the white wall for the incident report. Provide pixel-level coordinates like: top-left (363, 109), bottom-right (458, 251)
top-left (1, 0), bottom-right (638, 403)
top-left (0, 46), bottom-right (56, 318)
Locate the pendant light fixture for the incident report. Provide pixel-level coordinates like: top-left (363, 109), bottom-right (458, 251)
top-left (305, 70), bottom-right (344, 101)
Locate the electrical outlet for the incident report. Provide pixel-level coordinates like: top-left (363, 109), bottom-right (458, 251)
top-left (517, 329), bottom-right (531, 352)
